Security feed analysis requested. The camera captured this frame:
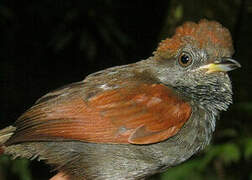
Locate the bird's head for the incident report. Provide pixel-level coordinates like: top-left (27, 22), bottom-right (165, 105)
top-left (150, 19), bottom-right (241, 112)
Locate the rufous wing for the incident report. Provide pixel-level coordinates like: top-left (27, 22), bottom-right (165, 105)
top-left (6, 82), bottom-right (192, 145)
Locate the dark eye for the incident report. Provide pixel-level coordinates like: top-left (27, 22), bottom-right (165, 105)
top-left (178, 52), bottom-right (192, 67)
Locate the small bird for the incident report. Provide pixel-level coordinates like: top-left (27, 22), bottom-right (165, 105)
top-left (0, 19), bottom-right (241, 180)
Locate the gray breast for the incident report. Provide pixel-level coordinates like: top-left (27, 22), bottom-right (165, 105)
top-left (4, 106), bottom-right (212, 180)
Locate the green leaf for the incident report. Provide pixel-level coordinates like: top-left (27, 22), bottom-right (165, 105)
top-left (244, 138), bottom-right (252, 159)
top-left (198, 145), bottom-right (222, 170)
top-left (174, 5), bottom-right (183, 20)
top-left (11, 158), bottom-right (32, 180)
top-left (218, 143), bottom-right (241, 164)
top-left (161, 160), bottom-right (203, 180)
top-left (199, 143), bottom-right (241, 168)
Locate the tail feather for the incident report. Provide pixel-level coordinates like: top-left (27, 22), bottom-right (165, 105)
top-left (0, 126), bottom-right (16, 154)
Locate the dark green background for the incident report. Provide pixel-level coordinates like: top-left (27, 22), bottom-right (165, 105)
top-left (0, 0), bottom-right (251, 179)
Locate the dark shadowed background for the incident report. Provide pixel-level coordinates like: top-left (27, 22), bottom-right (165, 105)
top-left (0, 0), bottom-right (251, 180)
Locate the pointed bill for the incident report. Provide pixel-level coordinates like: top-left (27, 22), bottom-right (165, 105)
top-left (199, 58), bottom-right (241, 73)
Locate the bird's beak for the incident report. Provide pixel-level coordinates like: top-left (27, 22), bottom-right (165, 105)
top-left (199, 58), bottom-right (241, 73)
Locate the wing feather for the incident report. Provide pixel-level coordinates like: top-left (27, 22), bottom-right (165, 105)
top-left (6, 82), bottom-right (192, 145)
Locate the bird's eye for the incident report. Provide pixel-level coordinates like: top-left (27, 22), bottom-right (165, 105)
top-left (178, 52), bottom-right (192, 67)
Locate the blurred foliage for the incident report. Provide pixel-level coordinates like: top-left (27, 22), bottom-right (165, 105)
top-left (0, 155), bottom-right (31, 180)
top-left (0, 0), bottom-right (251, 180)
top-left (160, 137), bottom-right (252, 180)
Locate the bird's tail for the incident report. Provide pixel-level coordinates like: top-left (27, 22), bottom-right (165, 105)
top-left (0, 126), bottom-right (16, 154)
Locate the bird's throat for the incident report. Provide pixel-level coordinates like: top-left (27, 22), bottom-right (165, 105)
top-left (173, 75), bottom-right (233, 144)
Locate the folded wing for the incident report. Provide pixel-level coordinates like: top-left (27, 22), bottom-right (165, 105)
top-left (6, 82), bottom-right (192, 145)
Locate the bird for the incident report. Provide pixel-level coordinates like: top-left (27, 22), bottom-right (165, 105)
top-left (0, 19), bottom-right (241, 180)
